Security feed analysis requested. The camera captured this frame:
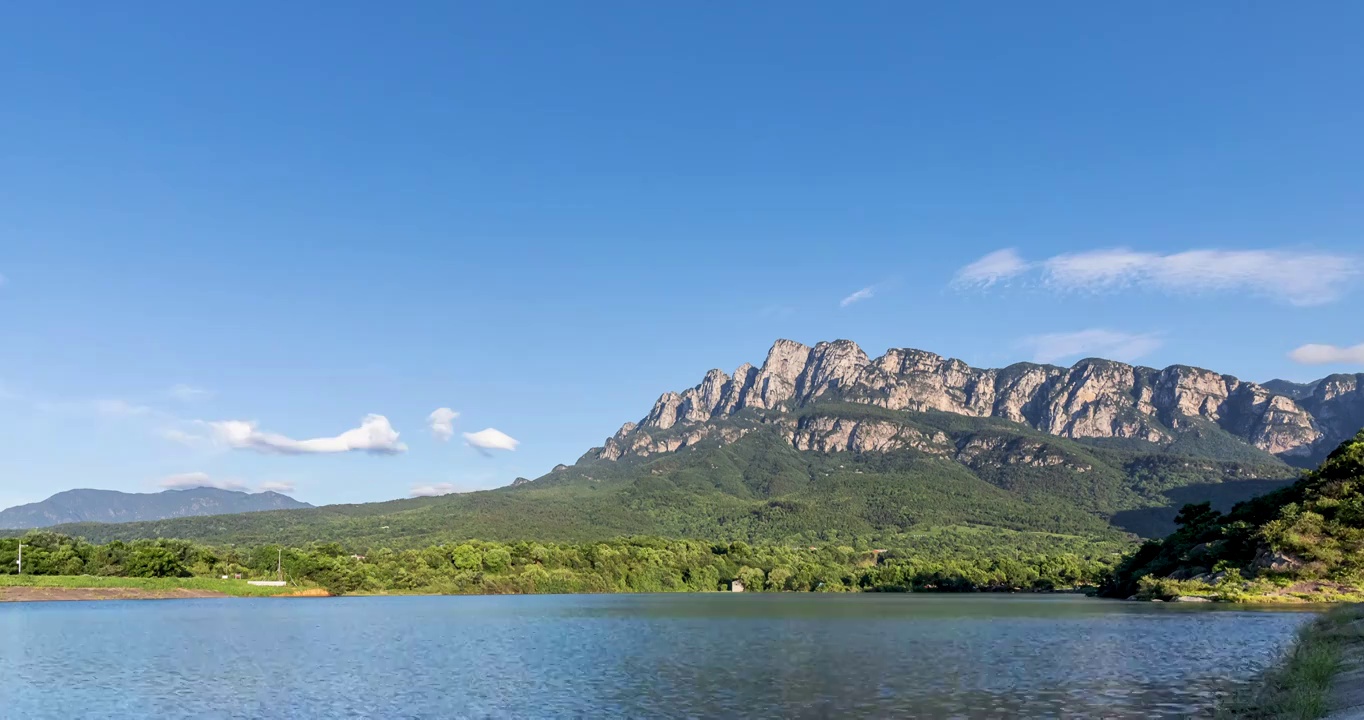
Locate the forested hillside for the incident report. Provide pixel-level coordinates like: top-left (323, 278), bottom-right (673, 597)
top-left (23, 408), bottom-right (1296, 553)
top-left (1103, 430), bottom-right (1364, 602)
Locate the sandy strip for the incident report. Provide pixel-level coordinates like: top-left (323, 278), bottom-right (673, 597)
top-left (0, 587), bottom-right (228, 602)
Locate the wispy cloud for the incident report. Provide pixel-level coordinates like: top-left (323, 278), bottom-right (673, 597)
top-left (209, 414), bottom-right (408, 455)
top-left (159, 472), bottom-right (298, 494)
top-left (839, 286), bottom-right (875, 308)
top-left (160, 427), bottom-right (209, 446)
top-left (428, 407), bottom-right (459, 441)
top-left (36, 398), bottom-right (158, 419)
top-left (1019, 329), bottom-right (1163, 365)
top-left (954, 247), bottom-right (1360, 306)
top-left (159, 472), bottom-right (248, 491)
top-left (952, 249), bottom-right (1031, 288)
top-left (464, 428), bottom-right (519, 454)
top-left (1289, 342), bottom-right (1364, 366)
top-left (410, 483), bottom-right (458, 497)
top-left (94, 399), bottom-right (153, 417)
top-left (168, 384), bottom-right (213, 402)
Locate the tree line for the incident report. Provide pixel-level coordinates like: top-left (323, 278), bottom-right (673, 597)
top-left (0, 532), bottom-right (1111, 596)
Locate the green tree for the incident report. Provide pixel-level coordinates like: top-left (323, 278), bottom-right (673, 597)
top-left (126, 547), bottom-right (189, 578)
top-left (736, 565), bottom-right (766, 592)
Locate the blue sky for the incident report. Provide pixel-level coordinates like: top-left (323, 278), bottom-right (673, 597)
top-left (2, 3), bottom-right (1361, 508)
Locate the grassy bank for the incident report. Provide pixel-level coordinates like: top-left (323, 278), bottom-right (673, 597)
top-left (0, 574), bottom-right (301, 598)
top-left (1133, 574), bottom-right (1364, 604)
top-left (1215, 604), bottom-right (1364, 719)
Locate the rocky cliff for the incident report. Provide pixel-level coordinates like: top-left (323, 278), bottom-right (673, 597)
top-left (595, 339), bottom-right (1359, 465)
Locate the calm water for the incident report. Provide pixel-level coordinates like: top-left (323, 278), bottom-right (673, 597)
top-left (0, 594), bottom-right (1314, 719)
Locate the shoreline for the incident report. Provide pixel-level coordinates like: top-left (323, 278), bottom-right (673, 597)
top-left (1, 580), bottom-right (1352, 606)
top-left (1214, 604), bottom-right (1364, 719)
top-left (0, 586), bottom-right (332, 603)
top-left (0, 586), bottom-right (229, 602)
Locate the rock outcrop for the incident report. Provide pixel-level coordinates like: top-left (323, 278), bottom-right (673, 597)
top-left (592, 339), bottom-right (1359, 463)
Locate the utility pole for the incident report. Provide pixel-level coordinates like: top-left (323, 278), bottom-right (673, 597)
top-left (16, 543), bottom-right (23, 575)
top-left (278, 548), bottom-right (283, 583)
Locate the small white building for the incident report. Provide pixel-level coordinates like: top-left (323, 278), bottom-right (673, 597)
top-left (730, 580), bottom-right (745, 593)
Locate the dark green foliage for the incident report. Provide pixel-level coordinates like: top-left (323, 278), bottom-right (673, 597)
top-left (0, 532), bottom-right (1115, 595)
top-left (0, 533), bottom-right (205, 579)
top-left (1103, 430), bottom-right (1364, 599)
top-left (124, 546), bottom-right (191, 578)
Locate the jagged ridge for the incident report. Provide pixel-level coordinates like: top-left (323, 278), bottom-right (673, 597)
top-left (597, 339), bottom-right (1363, 466)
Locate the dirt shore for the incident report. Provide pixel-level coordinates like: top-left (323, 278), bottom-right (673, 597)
top-left (0, 586), bottom-right (229, 602)
top-left (1325, 620), bottom-right (1364, 719)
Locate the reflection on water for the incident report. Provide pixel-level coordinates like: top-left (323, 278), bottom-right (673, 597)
top-left (0, 594), bottom-right (1314, 719)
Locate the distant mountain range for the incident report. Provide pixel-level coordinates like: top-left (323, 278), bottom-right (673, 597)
top-left (0, 488), bottom-right (312, 530)
top-left (26, 339), bottom-right (1363, 550)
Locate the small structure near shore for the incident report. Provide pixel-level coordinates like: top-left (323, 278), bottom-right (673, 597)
top-left (248, 580), bottom-right (287, 587)
top-left (730, 580), bottom-right (745, 593)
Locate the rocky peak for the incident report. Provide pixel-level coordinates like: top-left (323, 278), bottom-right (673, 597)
top-left (1303, 374), bottom-right (1364, 451)
top-left (796, 340), bottom-right (871, 401)
top-left (745, 339), bottom-right (813, 411)
top-left (717, 363), bottom-right (759, 414)
top-left (598, 338), bottom-right (1353, 465)
top-left (1314, 374), bottom-right (1362, 402)
top-left (686, 369), bottom-right (731, 422)
top-left (643, 392), bottom-right (684, 430)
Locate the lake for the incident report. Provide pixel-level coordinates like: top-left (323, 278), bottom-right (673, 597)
top-left (0, 594), bottom-right (1314, 718)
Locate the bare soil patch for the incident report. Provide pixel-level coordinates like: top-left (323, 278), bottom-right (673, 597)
top-left (0, 586), bottom-right (228, 603)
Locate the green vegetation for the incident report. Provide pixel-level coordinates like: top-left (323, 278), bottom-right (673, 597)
top-left (1214, 604), bottom-right (1364, 719)
top-left (0, 531), bottom-right (1115, 597)
top-left (1104, 431), bottom-right (1364, 603)
top-left (10, 407), bottom-right (1297, 553)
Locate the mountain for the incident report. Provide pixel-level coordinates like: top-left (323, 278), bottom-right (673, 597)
top-left (593, 340), bottom-right (1361, 468)
top-left (1261, 378), bottom-right (1320, 401)
top-left (1103, 430), bottom-right (1364, 602)
top-left (0, 488), bottom-right (312, 530)
top-left (16, 340), bottom-right (1361, 551)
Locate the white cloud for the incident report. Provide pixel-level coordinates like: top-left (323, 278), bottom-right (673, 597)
top-left (953, 247), bottom-right (1360, 306)
top-left (952, 249), bottom-right (1031, 288)
top-left (463, 428), bottom-right (519, 454)
top-left (258, 481), bottom-right (297, 494)
top-left (209, 414), bottom-right (408, 455)
top-left (1020, 329), bottom-right (1164, 365)
top-left (169, 384), bottom-right (212, 402)
top-left (410, 483), bottom-right (458, 497)
top-left (159, 472), bottom-right (248, 491)
top-left (428, 407), bottom-right (459, 441)
top-left (1289, 343), bottom-right (1364, 366)
top-left (839, 287), bottom-right (875, 307)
